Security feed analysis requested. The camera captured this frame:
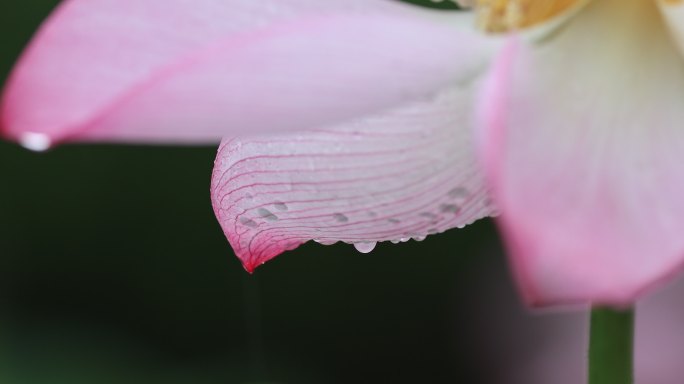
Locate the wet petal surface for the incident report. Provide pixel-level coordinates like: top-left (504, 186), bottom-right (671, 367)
top-left (212, 86), bottom-right (494, 271)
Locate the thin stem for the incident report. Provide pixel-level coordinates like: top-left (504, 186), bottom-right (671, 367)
top-left (588, 307), bottom-right (634, 384)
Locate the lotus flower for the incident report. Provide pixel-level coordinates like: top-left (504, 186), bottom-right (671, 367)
top-left (2, 0), bottom-right (684, 307)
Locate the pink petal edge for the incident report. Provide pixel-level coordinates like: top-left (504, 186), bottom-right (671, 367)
top-left (0, 0), bottom-right (490, 146)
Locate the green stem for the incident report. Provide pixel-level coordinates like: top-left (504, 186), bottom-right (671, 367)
top-left (588, 307), bottom-right (634, 384)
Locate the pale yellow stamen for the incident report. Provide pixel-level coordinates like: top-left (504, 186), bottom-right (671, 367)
top-left (471, 0), bottom-right (582, 33)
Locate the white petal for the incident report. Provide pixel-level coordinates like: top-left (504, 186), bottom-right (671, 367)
top-left (657, 0), bottom-right (684, 59)
top-left (478, 0), bottom-right (684, 305)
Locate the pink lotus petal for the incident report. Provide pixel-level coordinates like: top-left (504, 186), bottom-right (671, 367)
top-left (211, 85), bottom-right (495, 272)
top-left (658, 0), bottom-right (684, 59)
top-left (478, 0), bottom-right (684, 306)
top-left (1, 0), bottom-right (493, 145)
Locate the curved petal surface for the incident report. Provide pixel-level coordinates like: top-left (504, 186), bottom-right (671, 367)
top-left (0, 0), bottom-right (494, 145)
top-left (478, 0), bottom-right (684, 306)
top-left (658, 0), bottom-right (684, 58)
top-left (211, 85), bottom-right (494, 272)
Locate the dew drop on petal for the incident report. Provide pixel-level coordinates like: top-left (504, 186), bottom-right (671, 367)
top-left (273, 201), bottom-right (288, 211)
top-left (333, 213), bottom-right (349, 223)
top-left (258, 208), bottom-right (278, 221)
top-left (19, 132), bottom-right (52, 152)
top-left (440, 204), bottom-right (461, 214)
top-left (413, 235), bottom-right (426, 242)
top-left (391, 240), bottom-right (401, 244)
top-left (448, 187), bottom-right (469, 199)
top-left (239, 217), bottom-right (258, 228)
top-left (354, 241), bottom-right (377, 254)
top-left (314, 238), bottom-right (338, 246)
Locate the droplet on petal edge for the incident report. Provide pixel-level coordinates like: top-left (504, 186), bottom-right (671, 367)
top-left (313, 239), bottom-right (338, 246)
top-left (354, 242), bottom-right (377, 254)
top-left (19, 132), bottom-right (51, 152)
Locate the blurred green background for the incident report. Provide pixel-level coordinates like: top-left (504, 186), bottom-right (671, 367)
top-left (0, 1), bottom-right (555, 383)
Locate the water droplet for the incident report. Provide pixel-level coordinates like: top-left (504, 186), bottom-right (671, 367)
top-left (354, 241), bottom-right (377, 254)
top-left (413, 235), bottom-right (426, 242)
top-left (391, 240), bottom-right (401, 244)
top-left (440, 204), bottom-right (461, 214)
top-left (273, 201), bottom-right (288, 211)
top-left (448, 187), bottom-right (469, 199)
top-left (333, 213), bottom-right (349, 223)
top-left (420, 212), bottom-right (437, 219)
top-left (314, 238), bottom-right (338, 245)
top-left (19, 132), bottom-right (52, 152)
top-left (239, 217), bottom-right (258, 228)
top-left (258, 208), bottom-right (278, 221)
top-left (400, 237), bottom-right (410, 243)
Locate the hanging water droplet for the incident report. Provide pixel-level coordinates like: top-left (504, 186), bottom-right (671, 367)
top-left (353, 241), bottom-right (377, 254)
top-left (19, 132), bottom-right (52, 152)
top-left (399, 237), bottom-right (410, 243)
top-left (391, 240), bottom-right (401, 244)
top-left (413, 235), bottom-right (426, 242)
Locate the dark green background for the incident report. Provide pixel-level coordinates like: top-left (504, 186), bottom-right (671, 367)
top-left (0, 1), bottom-right (552, 383)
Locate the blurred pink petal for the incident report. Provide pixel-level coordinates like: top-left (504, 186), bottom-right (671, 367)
top-left (467, 265), bottom-right (684, 384)
top-left (0, 0), bottom-right (492, 145)
top-left (478, 0), bottom-right (684, 305)
top-left (211, 86), bottom-right (494, 271)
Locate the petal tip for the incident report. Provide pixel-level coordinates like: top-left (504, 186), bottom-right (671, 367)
top-left (242, 262), bottom-right (257, 274)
